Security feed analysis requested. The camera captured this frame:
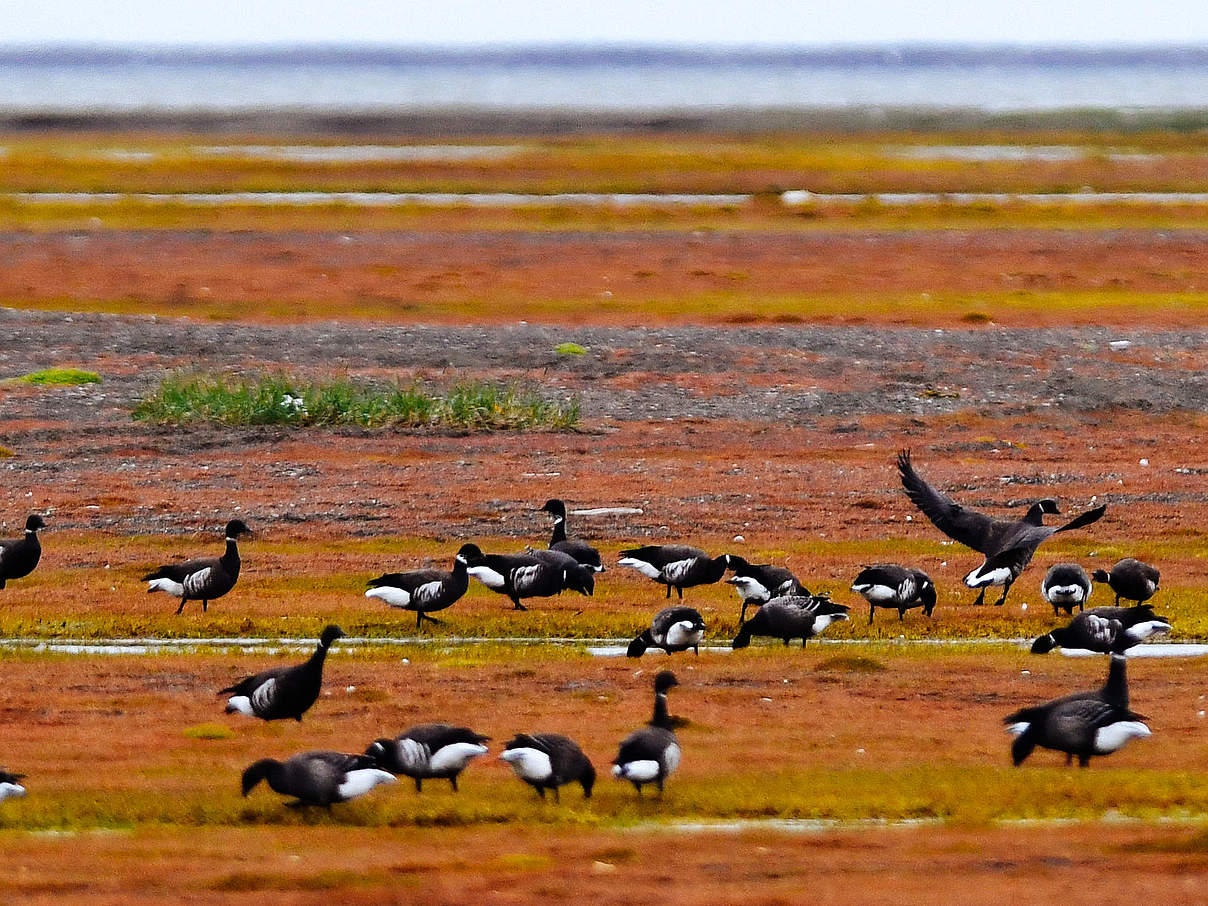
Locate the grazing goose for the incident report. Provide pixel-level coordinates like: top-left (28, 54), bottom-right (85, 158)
top-left (898, 450), bottom-right (1105, 607)
top-left (499, 733), bottom-right (596, 801)
top-left (365, 723), bottom-right (490, 792)
top-left (540, 499), bottom-right (605, 572)
top-left (1042, 563), bottom-right (1093, 615)
top-left (732, 594), bottom-right (850, 648)
top-left (221, 624), bottom-right (345, 721)
top-left (241, 750), bottom-right (394, 807)
top-left (851, 564), bottom-right (936, 624)
top-left (725, 554), bottom-right (806, 621)
top-left (462, 546), bottom-right (573, 611)
top-left (618, 545), bottom-right (730, 600)
top-left (0, 768), bottom-right (26, 802)
top-left (1004, 655), bottom-right (1150, 767)
top-left (627, 606), bottom-right (706, 657)
top-left (1092, 558), bottom-right (1160, 605)
top-left (142, 518), bottom-right (252, 614)
top-left (365, 543), bottom-right (475, 629)
top-left (1030, 605), bottom-right (1171, 655)
top-left (524, 546), bottom-right (596, 597)
top-left (613, 671), bottom-right (681, 797)
top-left (0, 514), bottom-right (46, 589)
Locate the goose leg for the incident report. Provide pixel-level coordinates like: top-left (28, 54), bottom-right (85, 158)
top-left (869, 604), bottom-right (875, 625)
top-left (552, 787), bottom-right (561, 804)
top-left (414, 778), bottom-right (423, 793)
top-left (421, 613), bottom-right (444, 626)
top-left (972, 588), bottom-right (987, 606)
top-left (675, 586), bottom-right (683, 600)
top-left (175, 597), bottom-right (187, 615)
top-left (898, 609), bottom-right (906, 621)
top-left (664, 583), bottom-right (672, 599)
top-left (509, 593), bottom-right (528, 611)
top-left (450, 775), bottom-right (459, 792)
top-left (202, 599), bottom-right (208, 613)
top-left (992, 580), bottom-right (1013, 607)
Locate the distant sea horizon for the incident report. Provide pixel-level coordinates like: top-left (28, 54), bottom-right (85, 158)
top-left (2, 43), bottom-right (1208, 113)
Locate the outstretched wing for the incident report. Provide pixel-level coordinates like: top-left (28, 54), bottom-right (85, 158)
top-left (898, 450), bottom-right (998, 554)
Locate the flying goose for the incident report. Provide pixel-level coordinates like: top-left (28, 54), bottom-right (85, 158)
top-left (898, 450), bottom-right (1105, 607)
top-left (142, 518), bottom-right (252, 614)
top-left (731, 594), bottom-right (850, 648)
top-left (0, 514), bottom-right (46, 589)
top-left (1092, 558), bottom-right (1160, 605)
top-left (1041, 562), bottom-right (1093, 615)
top-left (241, 750), bottom-right (394, 807)
top-left (850, 563), bottom-right (936, 624)
top-left (612, 670), bottom-right (681, 797)
top-left (365, 723), bottom-right (490, 792)
top-left (221, 624), bottom-right (345, 721)
top-left (1030, 605), bottom-right (1170, 655)
top-left (540, 499), bottom-right (605, 572)
top-left (627, 606), bottom-right (706, 657)
top-left (724, 555), bottom-right (806, 621)
top-left (618, 545), bottom-right (730, 600)
top-left (0, 768), bottom-right (26, 802)
top-left (365, 543), bottom-right (476, 629)
top-left (462, 546), bottom-right (576, 611)
top-left (499, 733), bottom-right (596, 801)
top-left (1004, 655), bottom-right (1150, 767)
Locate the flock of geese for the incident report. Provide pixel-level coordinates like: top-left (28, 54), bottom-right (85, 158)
top-left (0, 450), bottom-right (1171, 808)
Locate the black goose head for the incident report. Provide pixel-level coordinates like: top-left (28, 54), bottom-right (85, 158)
top-left (654, 670), bottom-right (679, 695)
top-left (363, 739), bottom-right (396, 770)
top-left (540, 499), bottom-right (567, 519)
top-left (241, 758), bottom-right (279, 796)
top-left (725, 554), bottom-right (751, 573)
top-left (25, 515), bottom-right (46, 532)
top-left (917, 576), bottom-right (938, 613)
top-left (319, 625), bottom-right (346, 648)
top-left (454, 543), bottom-right (481, 566)
top-left (1024, 499), bottom-right (1061, 525)
top-left (225, 519), bottom-right (253, 539)
top-left (1030, 631), bottom-right (1060, 654)
top-left (1090, 568), bottom-right (1112, 583)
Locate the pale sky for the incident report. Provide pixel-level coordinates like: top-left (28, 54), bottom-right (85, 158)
top-left (2, 0), bottom-right (1208, 47)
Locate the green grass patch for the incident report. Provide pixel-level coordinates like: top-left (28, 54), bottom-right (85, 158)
top-left (182, 723), bottom-right (236, 740)
top-left (132, 374), bottom-right (580, 431)
top-left (554, 342), bottom-right (587, 355)
top-left (13, 367), bottom-right (101, 385)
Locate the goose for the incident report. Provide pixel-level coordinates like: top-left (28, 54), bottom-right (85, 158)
top-left (613, 670), bottom-right (681, 797)
top-left (461, 546), bottom-right (573, 611)
top-left (365, 723), bottom-right (490, 792)
top-left (627, 606), bottom-right (706, 657)
top-left (142, 518), bottom-right (252, 614)
top-left (1030, 605), bottom-right (1171, 655)
top-left (851, 564), bottom-right (936, 624)
top-left (724, 554), bottom-right (806, 621)
top-left (540, 499), bottom-right (605, 572)
top-left (618, 545), bottom-right (730, 599)
top-left (0, 768), bottom-right (26, 802)
top-left (365, 543), bottom-right (475, 629)
top-left (241, 750), bottom-right (394, 807)
top-left (1003, 655), bottom-right (1150, 767)
top-left (499, 733), bottom-right (596, 801)
top-left (221, 624), bottom-right (345, 721)
top-left (524, 546), bottom-right (596, 597)
top-left (1092, 558), bottom-right (1160, 605)
top-left (898, 450), bottom-right (1105, 607)
top-left (1042, 563), bottom-right (1093, 615)
top-left (0, 514), bottom-right (46, 589)
top-left (731, 594), bottom-right (850, 648)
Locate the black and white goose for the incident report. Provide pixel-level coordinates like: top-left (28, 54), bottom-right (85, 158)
top-left (1092, 558), bottom-right (1161, 605)
top-left (725, 554), bottom-right (806, 621)
top-left (221, 624), bottom-right (345, 721)
top-left (0, 514), bottom-right (46, 589)
top-left (524, 546), bottom-right (596, 597)
top-left (1041, 563), bottom-right (1093, 615)
top-left (898, 450), bottom-right (1105, 607)
top-left (618, 545), bottom-right (730, 600)
top-left (462, 546), bottom-right (573, 611)
top-left (613, 670), bottom-right (682, 797)
top-left (731, 594), bottom-right (850, 648)
top-left (0, 768), bottom-right (26, 802)
top-left (241, 750), bottom-right (394, 807)
top-left (627, 606), bottom-right (706, 657)
top-left (1030, 605), bottom-right (1171, 655)
top-left (1004, 655), bottom-right (1150, 767)
top-left (365, 723), bottom-right (490, 792)
top-left (499, 733), bottom-right (596, 801)
top-left (365, 543), bottom-right (475, 629)
top-left (850, 563), bottom-right (936, 624)
top-left (142, 518), bottom-right (252, 614)
top-left (540, 499), bottom-right (605, 572)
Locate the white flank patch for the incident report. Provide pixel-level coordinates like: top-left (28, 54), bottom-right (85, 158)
top-left (663, 743), bottom-right (682, 775)
top-left (397, 738), bottom-right (431, 772)
top-left (147, 577), bottom-right (185, 597)
top-left (964, 565), bottom-right (1012, 588)
top-left (428, 743), bottom-right (489, 773)
top-left (1085, 615), bottom-right (1114, 645)
top-left (183, 567), bottom-right (213, 596)
top-left (250, 677), bottom-right (277, 714)
top-left (225, 695), bottom-right (255, 716)
top-left (337, 768), bottom-right (396, 800)
top-left (852, 583), bottom-right (897, 603)
top-left (614, 760), bottom-right (660, 782)
top-left (413, 581), bottom-right (444, 605)
top-left (619, 558), bottom-right (662, 580)
top-left (511, 565), bottom-right (543, 591)
top-left (500, 747), bottom-right (553, 783)
top-left (467, 565), bottom-right (506, 589)
top-left (1005, 722), bottom-right (1031, 736)
top-left (666, 621), bottom-right (704, 648)
top-left (661, 559), bottom-right (696, 583)
top-left (0, 782), bottom-right (26, 801)
top-left (1094, 721), bottom-right (1152, 754)
top-left (365, 586), bottom-right (412, 608)
top-left (1125, 620), bottom-right (1172, 642)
